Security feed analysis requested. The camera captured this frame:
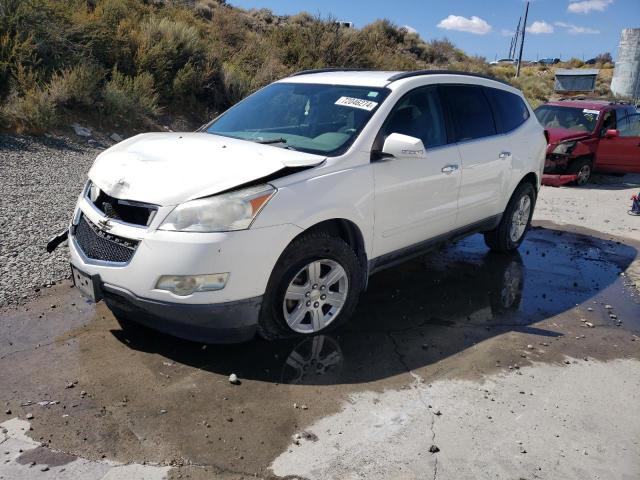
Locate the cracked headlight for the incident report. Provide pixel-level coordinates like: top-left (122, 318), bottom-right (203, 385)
top-left (552, 141), bottom-right (577, 155)
top-left (159, 184), bottom-right (275, 232)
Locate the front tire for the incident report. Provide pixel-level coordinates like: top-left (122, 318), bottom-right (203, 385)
top-left (258, 232), bottom-right (362, 340)
top-left (568, 158), bottom-right (592, 186)
top-left (484, 182), bottom-right (536, 253)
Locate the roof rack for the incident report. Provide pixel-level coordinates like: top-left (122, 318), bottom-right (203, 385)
top-left (558, 96), bottom-right (631, 105)
top-left (386, 70), bottom-right (510, 86)
top-left (290, 68), bottom-right (371, 77)
top-left (289, 68), bottom-right (510, 87)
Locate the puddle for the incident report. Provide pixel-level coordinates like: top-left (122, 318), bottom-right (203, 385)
top-left (104, 226), bottom-right (640, 385)
top-left (1, 225), bottom-right (639, 477)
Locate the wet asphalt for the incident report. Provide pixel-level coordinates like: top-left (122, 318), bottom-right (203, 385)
top-left (1, 223), bottom-right (639, 479)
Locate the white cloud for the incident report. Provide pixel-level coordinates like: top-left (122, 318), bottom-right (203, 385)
top-left (568, 25), bottom-right (600, 34)
top-left (568, 0), bottom-right (613, 14)
top-left (402, 25), bottom-right (418, 34)
top-left (437, 15), bottom-right (492, 35)
top-left (527, 21), bottom-right (554, 34)
top-left (555, 21), bottom-right (600, 34)
top-left (500, 29), bottom-right (515, 37)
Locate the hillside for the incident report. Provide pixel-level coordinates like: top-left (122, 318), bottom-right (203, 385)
top-left (0, 0), bottom-right (613, 135)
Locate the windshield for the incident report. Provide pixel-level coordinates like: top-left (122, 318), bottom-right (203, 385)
top-left (206, 82), bottom-right (390, 156)
top-left (534, 105), bottom-right (599, 133)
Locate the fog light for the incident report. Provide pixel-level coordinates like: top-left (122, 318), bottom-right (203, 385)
top-left (155, 273), bottom-right (229, 296)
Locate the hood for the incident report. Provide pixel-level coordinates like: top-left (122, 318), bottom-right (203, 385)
top-left (88, 132), bottom-right (325, 206)
top-left (545, 127), bottom-right (592, 145)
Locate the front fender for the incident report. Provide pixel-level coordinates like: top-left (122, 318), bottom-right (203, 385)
top-left (252, 166), bottom-right (375, 258)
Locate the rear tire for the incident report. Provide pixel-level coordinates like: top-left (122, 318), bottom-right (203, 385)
top-left (568, 158), bottom-right (592, 186)
top-left (484, 182), bottom-right (536, 253)
top-left (258, 231), bottom-right (362, 340)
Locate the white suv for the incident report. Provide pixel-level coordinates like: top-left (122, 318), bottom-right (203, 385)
top-left (63, 70), bottom-right (546, 343)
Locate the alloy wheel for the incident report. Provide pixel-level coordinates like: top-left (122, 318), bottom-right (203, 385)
top-left (509, 195), bottom-right (531, 243)
top-left (576, 164), bottom-right (591, 186)
top-left (282, 259), bottom-right (349, 334)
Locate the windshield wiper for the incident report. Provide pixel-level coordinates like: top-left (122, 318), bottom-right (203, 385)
top-left (255, 138), bottom-right (287, 144)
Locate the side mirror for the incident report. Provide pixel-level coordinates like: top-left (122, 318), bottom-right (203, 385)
top-left (604, 129), bottom-right (619, 138)
top-left (378, 133), bottom-right (426, 160)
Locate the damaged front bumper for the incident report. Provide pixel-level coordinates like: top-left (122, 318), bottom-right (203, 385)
top-left (543, 153), bottom-right (571, 175)
top-left (65, 193), bottom-right (302, 343)
top-left (46, 229), bottom-right (69, 253)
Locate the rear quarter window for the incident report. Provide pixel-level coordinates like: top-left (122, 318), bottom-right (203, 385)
top-left (485, 87), bottom-right (530, 133)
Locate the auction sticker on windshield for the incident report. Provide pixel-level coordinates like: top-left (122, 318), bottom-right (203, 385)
top-left (335, 96), bottom-right (378, 111)
top-left (583, 109), bottom-right (600, 115)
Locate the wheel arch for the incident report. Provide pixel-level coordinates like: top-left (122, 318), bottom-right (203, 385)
top-left (290, 218), bottom-right (369, 291)
top-left (568, 153), bottom-right (594, 168)
top-left (518, 171), bottom-right (539, 192)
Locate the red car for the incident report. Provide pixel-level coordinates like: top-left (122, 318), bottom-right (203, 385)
top-left (534, 100), bottom-right (640, 185)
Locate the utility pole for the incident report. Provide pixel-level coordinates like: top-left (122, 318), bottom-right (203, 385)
top-left (510, 17), bottom-right (521, 59)
top-left (516, 1), bottom-right (529, 77)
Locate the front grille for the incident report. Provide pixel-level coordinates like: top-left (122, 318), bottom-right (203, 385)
top-left (88, 182), bottom-right (156, 227)
top-left (74, 215), bottom-right (139, 263)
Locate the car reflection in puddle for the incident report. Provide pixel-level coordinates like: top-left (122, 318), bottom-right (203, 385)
top-left (281, 335), bottom-right (344, 385)
top-left (112, 227), bottom-right (638, 385)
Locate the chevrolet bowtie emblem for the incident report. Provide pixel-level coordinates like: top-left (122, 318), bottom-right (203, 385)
top-left (98, 218), bottom-right (113, 231)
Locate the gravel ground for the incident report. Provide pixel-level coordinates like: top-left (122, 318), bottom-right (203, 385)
top-left (0, 134), bottom-right (101, 307)
top-left (534, 173), bottom-right (640, 242)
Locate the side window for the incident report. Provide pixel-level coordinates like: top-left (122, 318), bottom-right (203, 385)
top-left (618, 114), bottom-right (640, 137)
top-left (379, 86), bottom-right (447, 149)
top-left (440, 85), bottom-right (497, 142)
top-left (600, 110), bottom-right (616, 136)
top-left (485, 87), bottom-right (530, 133)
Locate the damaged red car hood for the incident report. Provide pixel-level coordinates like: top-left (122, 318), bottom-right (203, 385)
top-left (545, 127), bottom-right (592, 144)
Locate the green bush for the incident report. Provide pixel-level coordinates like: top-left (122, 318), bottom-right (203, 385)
top-left (102, 69), bottom-right (160, 123)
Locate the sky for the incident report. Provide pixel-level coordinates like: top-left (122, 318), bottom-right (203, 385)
top-left (229, 0), bottom-right (640, 61)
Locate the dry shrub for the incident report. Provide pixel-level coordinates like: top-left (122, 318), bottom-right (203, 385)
top-left (48, 63), bottom-right (104, 108)
top-left (133, 16), bottom-right (205, 97)
top-left (491, 65), bottom-right (517, 81)
top-left (563, 58), bottom-right (585, 69)
top-left (3, 0), bottom-right (612, 133)
top-left (1, 87), bottom-right (57, 133)
top-left (102, 69), bottom-right (160, 123)
top-left (511, 74), bottom-right (553, 108)
top-left (220, 63), bottom-right (250, 104)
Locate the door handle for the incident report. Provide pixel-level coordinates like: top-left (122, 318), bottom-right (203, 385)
top-left (499, 151), bottom-right (511, 159)
top-left (441, 164), bottom-right (459, 174)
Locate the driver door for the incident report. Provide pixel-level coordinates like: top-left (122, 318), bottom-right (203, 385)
top-left (372, 86), bottom-right (461, 258)
top-left (598, 112), bottom-right (640, 172)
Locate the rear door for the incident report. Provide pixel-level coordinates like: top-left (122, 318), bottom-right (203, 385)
top-left (597, 110), bottom-right (640, 172)
top-left (439, 85), bottom-right (509, 227)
